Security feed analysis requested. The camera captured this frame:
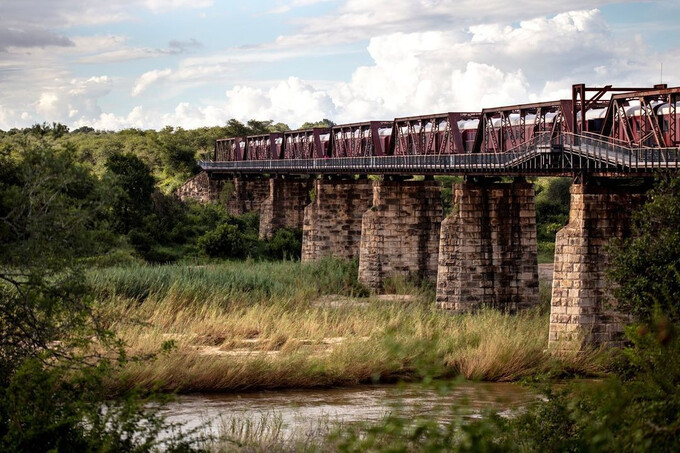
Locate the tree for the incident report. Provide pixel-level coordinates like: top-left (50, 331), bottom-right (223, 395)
top-left (534, 177), bottom-right (571, 249)
top-left (299, 118), bottom-right (335, 129)
top-left (0, 144), bottom-right (106, 380)
top-left (0, 142), bottom-right (199, 452)
top-left (158, 127), bottom-right (198, 176)
top-left (269, 122), bottom-right (291, 132)
top-left (609, 177), bottom-right (680, 321)
top-left (104, 153), bottom-right (155, 234)
top-left (246, 119), bottom-right (274, 135)
top-left (72, 126), bottom-right (95, 134)
top-left (223, 119), bottom-right (250, 138)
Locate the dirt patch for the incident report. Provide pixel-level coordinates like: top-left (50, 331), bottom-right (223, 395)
top-left (374, 294), bottom-right (418, 302)
top-left (313, 293), bottom-right (418, 307)
top-left (312, 295), bottom-right (370, 308)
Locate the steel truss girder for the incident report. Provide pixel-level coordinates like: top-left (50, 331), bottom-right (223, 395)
top-left (472, 100), bottom-right (573, 154)
top-left (604, 86), bottom-right (680, 147)
top-left (245, 133), bottom-right (283, 160)
top-left (283, 128), bottom-right (330, 159)
top-left (331, 121), bottom-right (391, 157)
top-left (214, 137), bottom-right (245, 161)
top-left (391, 112), bottom-right (477, 156)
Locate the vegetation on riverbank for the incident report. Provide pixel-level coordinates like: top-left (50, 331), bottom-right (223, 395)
top-left (90, 259), bottom-right (607, 393)
top-left (4, 127), bottom-right (677, 452)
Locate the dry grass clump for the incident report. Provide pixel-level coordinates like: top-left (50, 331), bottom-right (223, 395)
top-left (90, 259), bottom-right (610, 393)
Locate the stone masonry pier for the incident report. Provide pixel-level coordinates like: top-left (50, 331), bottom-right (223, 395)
top-left (302, 177), bottom-right (374, 262)
top-left (259, 177), bottom-right (312, 239)
top-left (436, 178), bottom-right (539, 313)
top-left (549, 180), bottom-right (647, 348)
top-left (358, 178), bottom-right (443, 291)
top-left (226, 176), bottom-right (270, 216)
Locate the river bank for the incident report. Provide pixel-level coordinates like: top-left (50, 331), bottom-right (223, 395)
top-left (91, 259), bottom-right (609, 393)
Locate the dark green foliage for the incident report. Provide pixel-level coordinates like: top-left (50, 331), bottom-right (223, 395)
top-left (0, 144), bottom-right (105, 267)
top-left (224, 119), bottom-right (251, 138)
top-left (1, 359), bottom-right (205, 452)
top-left (0, 118), bottom-right (291, 192)
top-left (436, 176), bottom-right (463, 215)
top-left (104, 153), bottom-right (156, 234)
top-left (246, 119), bottom-right (291, 134)
top-left (266, 228), bottom-right (303, 260)
top-left (609, 177), bottom-right (680, 321)
top-left (534, 177), bottom-right (571, 262)
top-left (0, 144), bottom-right (113, 379)
top-left (198, 223), bottom-right (249, 259)
top-left (508, 317), bottom-right (680, 453)
top-left (534, 177), bottom-right (570, 243)
top-left (195, 210), bottom-right (302, 261)
top-left (299, 118), bottom-right (336, 129)
top-left (158, 126), bottom-right (199, 176)
top-left (0, 140), bottom-right (206, 452)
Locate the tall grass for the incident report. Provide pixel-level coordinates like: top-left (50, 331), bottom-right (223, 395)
top-left (90, 259), bottom-right (609, 393)
top-left (89, 258), bottom-right (367, 307)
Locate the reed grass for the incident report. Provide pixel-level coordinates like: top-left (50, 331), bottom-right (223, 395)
top-left (90, 259), bottom-right (609, 393)
top-left (209, 411), bottom-right (343, 452)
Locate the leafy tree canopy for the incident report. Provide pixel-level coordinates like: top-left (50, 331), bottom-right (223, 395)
top-left (609, 177), bottom-right (680, 321)
top-left (299, 118), bottom-right (336, 129)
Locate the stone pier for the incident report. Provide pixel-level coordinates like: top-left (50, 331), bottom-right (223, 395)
top-left (358, 179), bottom-right (443, 291)
top-left (436, 179), bottom-right (539, 312)
top-left (302, 177), bottom-right (374, 262)
top-left (226, 177), bottom-right (270, 216)
top-left (549, 180), bottom-right (647, 348)
top-left (259, 177), bottom-right (313, 239)
top-left (175, 171), bottom-right (224, 203)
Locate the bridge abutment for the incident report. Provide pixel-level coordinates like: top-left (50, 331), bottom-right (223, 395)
top-left (436, 179), bottom-right (539, 312)
top-left (227, 176), bottom-right (270, 216)
top-left (175, 171), bottom-right (224, 204)
top-left (549, 180), bottom-right (646, 348)
top-left (358, 179), bottom-right (443, 291)
top-left (302, 177), bottom-right (374, 262)
top-left (259, 177), bottom-right (312, 239)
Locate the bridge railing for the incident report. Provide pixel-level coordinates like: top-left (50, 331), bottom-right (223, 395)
top-left (555, 132), bottom-right (680, 170)
top-left (199, 152), bottom-right (526, 174)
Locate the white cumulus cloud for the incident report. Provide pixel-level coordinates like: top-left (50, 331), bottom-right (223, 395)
top-left (225, 77), bottom-right (337, 128)
top-left (132, 69), bottom-right (173, 96)
top-left (34, 76), bottom-right (113, 124)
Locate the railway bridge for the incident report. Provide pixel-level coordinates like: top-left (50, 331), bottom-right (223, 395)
top-left (180, 83), bottom-right (680, 348)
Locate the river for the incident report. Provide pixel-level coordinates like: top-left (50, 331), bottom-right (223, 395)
top-left (159, 381), bottom-right (538, 444)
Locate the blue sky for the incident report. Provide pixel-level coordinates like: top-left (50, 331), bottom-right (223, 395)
top-left (0, 0), bottom-right (678, 130)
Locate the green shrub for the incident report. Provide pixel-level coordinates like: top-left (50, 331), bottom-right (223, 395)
top-left (198, 223), bottom-right (249, 258)
top-left (266, 228), bottom-right (302, 260)
top-left (609, 177), bottom-right (680, 321)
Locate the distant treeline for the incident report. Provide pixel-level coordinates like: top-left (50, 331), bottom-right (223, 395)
top-left (0, 118), bottom-right (334, 193)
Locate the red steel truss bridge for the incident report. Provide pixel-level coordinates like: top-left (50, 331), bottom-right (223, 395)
top-left (200, 83), bottom-right (680, 177)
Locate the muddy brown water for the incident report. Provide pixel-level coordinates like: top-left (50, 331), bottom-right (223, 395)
top-left (159, 382), bottom-right (538, 440)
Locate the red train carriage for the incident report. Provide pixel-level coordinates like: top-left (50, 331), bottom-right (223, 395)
top-left (282, 128), bottom-right (331, 159)
top-left (474, 101), bottom-right (574, 153)
top-left (214, 137), bottom-right (245, 161)
top-left (330, 121), bottom-right (392, 157)
top-left (245, 133), bottom-right (283, 160)
top-left (391, 113), bottom-right (476, 156)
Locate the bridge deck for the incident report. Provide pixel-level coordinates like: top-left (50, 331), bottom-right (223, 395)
top-left (200, 133), bottom-right (680, 177)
